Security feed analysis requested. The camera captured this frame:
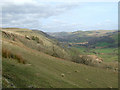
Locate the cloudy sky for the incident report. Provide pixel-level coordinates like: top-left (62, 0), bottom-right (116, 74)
top-left (0, 0), bottom-right (118, 32)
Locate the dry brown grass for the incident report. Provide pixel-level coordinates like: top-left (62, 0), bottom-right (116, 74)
top-left (2, 48), bottom-right (26, 64)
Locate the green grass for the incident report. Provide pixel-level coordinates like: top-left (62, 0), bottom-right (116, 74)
top-left (95, 42), bottom-right (111, 47)
top-left (91, 48), bottom-right (117, 53)
top-left (2, 39), bottom-right (118, 88)
top-left (91, 48), bottom-right (118, 62)
top-left (98, 54), bottom-right (118, 62)
top-left (72, 47), bottom-right (88, 54)
top-left (73, 47), bottom-right (118, 62)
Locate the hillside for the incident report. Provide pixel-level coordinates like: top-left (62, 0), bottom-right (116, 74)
top-left (2, 28), bottom-right (118, 88)
top-left (2, 28), bottom-right (71, 60)
top-left (48, 30), bottom-right (118, 65)
top-left (48, 30), bottom-right (118, 48)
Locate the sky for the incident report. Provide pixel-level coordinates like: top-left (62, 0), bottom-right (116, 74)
top-left (0, 0), bottom-right (118, 32)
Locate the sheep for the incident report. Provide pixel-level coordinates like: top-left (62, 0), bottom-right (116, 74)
top-left (61, 73), bottom-right (65, 77)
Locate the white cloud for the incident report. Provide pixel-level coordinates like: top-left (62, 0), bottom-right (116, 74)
top-left (0, 0), bottom-right (118, 7)
top-left (0, 0), bottom-right (37, 6)
top-left (1, 0), bottom-right (80, 29)
top-left (12, 0), bottom-right (37, 5)
top-left (9, 0), bottom-right (119, 2)
top-left (0, 0), bottom-right (117, 31)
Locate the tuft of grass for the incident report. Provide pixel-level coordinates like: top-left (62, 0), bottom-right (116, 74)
top-left (2, 48), bottom-right (26, 64)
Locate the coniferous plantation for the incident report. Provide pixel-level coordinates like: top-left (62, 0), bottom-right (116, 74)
top-left (0, 0), bottom-right (118, 88)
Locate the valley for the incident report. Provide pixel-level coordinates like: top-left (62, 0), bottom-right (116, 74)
top-left (1, 28), bottom-right (118, 88)
top-left (49, 30), bottom-right (118, 62)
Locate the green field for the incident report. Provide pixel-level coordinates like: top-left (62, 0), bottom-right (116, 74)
top-left (74, 47), bottom-right (118, 62)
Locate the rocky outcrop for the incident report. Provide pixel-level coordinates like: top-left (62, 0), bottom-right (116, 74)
top-left (79, 55), bottom-right (103, 64)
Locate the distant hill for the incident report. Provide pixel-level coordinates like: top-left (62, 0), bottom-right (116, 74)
top-left (48, 30), bottom-right (118, 48)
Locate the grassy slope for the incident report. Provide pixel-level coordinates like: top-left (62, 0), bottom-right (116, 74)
top-left (2, 28), bottom-right (70, 60)
top-left (2, 28), bottom-right (118, 88)
top-left (2, 40), bottom-right (118, 88)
